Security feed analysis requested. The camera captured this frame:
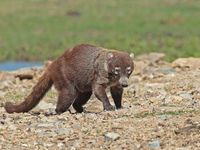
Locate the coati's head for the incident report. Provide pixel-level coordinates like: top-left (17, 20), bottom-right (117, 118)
top-left (106, 51), bottom-right (134, 88)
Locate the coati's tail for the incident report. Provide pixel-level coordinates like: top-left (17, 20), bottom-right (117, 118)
top-left (4, 73), bottom-right (53, 113)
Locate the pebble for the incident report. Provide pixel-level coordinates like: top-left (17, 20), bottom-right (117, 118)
top-left (37, 123), bottom-right (55, 127)
top-left (58, 143), bottom-right (64, 148)
top-left (154, 68), bottom-right (176, 75)
top-left (148, 140), bottom-right (160, 149)
top-left (176, 148), bottom-right (189, 150)
top-left (86, 113), bottom-right (97, 119)
top-left (9, 124), bottom-right (17, 130)
top-left (179, 93), bottom-right (191, 99)
top-left (43, 143), bottom-right (54, 147)
top-left (105, 132), bottom-right (120, 142)
top-left (57, 128), bottom-right (71, 136)
top-left (159, 114), bottom-right (169, 120)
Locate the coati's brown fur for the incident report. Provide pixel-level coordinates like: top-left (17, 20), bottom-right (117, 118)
top-left (5, 44), bottom-right (134, 114)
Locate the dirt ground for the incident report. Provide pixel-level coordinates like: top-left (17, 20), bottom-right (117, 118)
top-left (0, 53), bottom-right (200, 150)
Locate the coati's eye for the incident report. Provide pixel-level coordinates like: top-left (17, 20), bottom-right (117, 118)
top-left (127, 67), bottom-right (132, 75)
top-left (114, 67), bottom-right (120, 75)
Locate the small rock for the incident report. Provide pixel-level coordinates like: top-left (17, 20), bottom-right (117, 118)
top-left (154, 68), bottom-right (176, 75)
top-left (86, 113), bottom-right (97, 119)
top-left (0, 91), bottom-right (6, 97)
top-left (172, 57), bottom-right (200, 70)
top-left (22, 144), bottom-right (28, 147)
top-left (165, 95), bottom-right (172, 103)
top-left (57, 128), bottom-right (71, 136)
top-left (57, 115), bottom-right (68, 121)
top-left (171, 96), bottom-right (183, 102)
top-left (105, 132), bottom-right (120, 142)
top-left (176, 148), bottom-right (189, 150)
top-left (9, 124), bottom-right (17, 130)
top-left (136, 53), bottom-right (165, 64)
top-left (85, 100), bottom-right (102, 113)
top-left (58, 143), bottom-right (64, 148)
top-left (148, 140), bottom-right (160, 149)
top-left (37, 123), bottom-right (55, 127)
top-left (179, 93), bottom-right (191, 99)
top-left (134, 60), bottom-right (148, 75)
top-left (43, 143), bottom-right (54, 147)
top-left (159, 114), bottom-right (169, 120)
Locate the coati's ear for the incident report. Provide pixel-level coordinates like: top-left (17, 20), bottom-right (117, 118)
top-left (130, 53), bottom-right (134, 58)
top-left (107, 52), bottom-right (114, 59)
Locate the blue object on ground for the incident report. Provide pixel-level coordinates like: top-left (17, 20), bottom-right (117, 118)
top-left (0, 62), bottom-right (43, 71)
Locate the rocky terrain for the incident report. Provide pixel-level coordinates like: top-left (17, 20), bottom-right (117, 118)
top-left (0, 54), bottom-right (200, 150)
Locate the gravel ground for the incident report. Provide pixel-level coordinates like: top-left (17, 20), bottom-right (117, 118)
top-left (0, 53), bottom-right (200, 150)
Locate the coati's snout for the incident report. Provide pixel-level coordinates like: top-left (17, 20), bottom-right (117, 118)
top-left (119, 76), bottom-right (129, 87)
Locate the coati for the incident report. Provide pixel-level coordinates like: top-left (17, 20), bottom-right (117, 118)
top-left (5, 44), bottom-right (134, 114)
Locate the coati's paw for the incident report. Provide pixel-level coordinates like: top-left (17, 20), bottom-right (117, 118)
top-left (73, 104), bottom-right (84, 113)
top-left (104, 105), bottom-right (115, 111)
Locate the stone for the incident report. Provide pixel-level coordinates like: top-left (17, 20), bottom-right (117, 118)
top-left (9, 124), bottom-right (17, 130)
top-left (160, 114), bottom-right (169, 120)
top-left (179, 93), bottom-right (191, 99)
top-left (85, 100), bottom-right (102, 113)
top-left (172, 57), bottom-right (200, 70)
top-left (37, 123), bottom-right (55, 128)
top-left (133, 60), bottom-right (148, 75)
top-left (57, 128), bottom-right (71, 136)
top-left (58, 143), bottom-right (64, 148)
top-left (86, 113), bottom-right (97, 119)
top-left (43, 143), bottom-right (54, 147)
top-left (148, 140), bottom-right (160, 149)
top-left (105, 132), bottom-right (120, 142)
top-left (176, 148), bottom-right (189, 150)
top-left (136, 53), bottom-right (165, 64)
top-left (154, 68), bottom-right (176, 75)
top-left (0, 91), bottom-right (6, 97)
top-left (171, 96), bottom-right (183, 102)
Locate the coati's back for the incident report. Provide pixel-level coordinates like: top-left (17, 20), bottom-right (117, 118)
top-left (53, 44), bottom-right (106, 92)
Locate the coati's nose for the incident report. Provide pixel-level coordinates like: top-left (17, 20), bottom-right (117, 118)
top-left (121, 82), bottom-right (128, 87)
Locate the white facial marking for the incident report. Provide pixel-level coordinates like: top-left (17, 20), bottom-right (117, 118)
top-left (114, 67), bottom-right (120, 75)
top-left (115, 67), bottom-right (120, 71)
top-left (127, 67), bottom-right (132, 74)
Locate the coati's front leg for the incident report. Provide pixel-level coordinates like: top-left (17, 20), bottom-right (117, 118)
top-left (110, 86), bottom-right (123, 109)
top-left (55, 87), bottom-right (77, 114)
top-left (73, 91), bottom-right (92, 113)
top-left (93, 84), bottom-right (115, 111)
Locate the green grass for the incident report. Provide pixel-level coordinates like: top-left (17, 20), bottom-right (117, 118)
top-left (0, 0), bottom-right (200, 62)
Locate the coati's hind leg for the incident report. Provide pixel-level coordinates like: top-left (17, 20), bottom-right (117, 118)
top-left (110, 86), bottom-right (123, 109)
top-left (73, 91), bottom-right (92, 113)
top-left (55, 86), bottom-right (77, 114)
